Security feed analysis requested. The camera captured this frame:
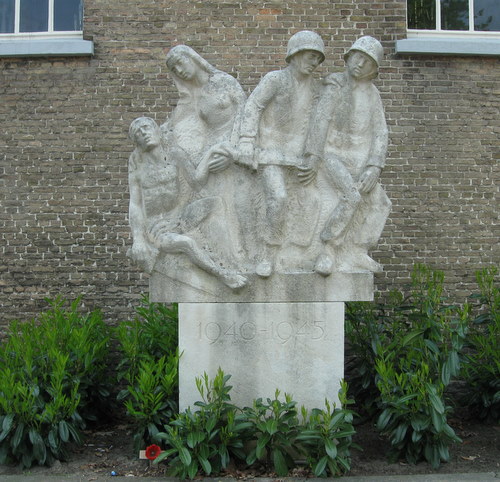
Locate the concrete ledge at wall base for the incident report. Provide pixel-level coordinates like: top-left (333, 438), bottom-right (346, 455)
top-left (0, 38), bottom-right (94, 57)
top-left (0, 472), bottom-right (499, 481)
top-left (396, 37), bottom-right (500, 56)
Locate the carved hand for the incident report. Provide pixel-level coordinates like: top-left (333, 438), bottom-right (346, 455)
top-left (207, 144), bottom-right (234, 173)
top-left (358, 166), bottom-right (381, 193)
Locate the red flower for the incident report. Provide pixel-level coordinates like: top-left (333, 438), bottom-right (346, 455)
top-left (145, 444), bottom-right (161, 460)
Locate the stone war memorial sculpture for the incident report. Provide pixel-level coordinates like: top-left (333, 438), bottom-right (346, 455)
top-left (127, 32), bottom-right (391, 410)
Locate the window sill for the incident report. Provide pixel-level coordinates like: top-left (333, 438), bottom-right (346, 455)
top-left (396, 37), bottom-right (500, 56)
top-left (0, 38), bottom-right (94, 57)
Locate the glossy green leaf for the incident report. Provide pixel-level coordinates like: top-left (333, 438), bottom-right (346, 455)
top-left (47, 429), bottom-right (58, 451)
top-left (325, 437), bottom-right (337, 459)
top-left (392, 423), bottom-right (408, 445)
top-left (265, 418), bottom-right (278, 435)
top-left (402, 329), bottom-right (425, 346)
top-left (178, 446), bottom-right (191, 467)
top-left (11, 422), bottom-right (25, 450)
top-left (314, 455), bottom-right (328, 477)
top-left (272, 449), bottom-right (288, 476)
top-left (2, 414), bottom-right (14, 434)
top-left (411, 415), bottom-right (430, 432)
top-left (187, 459), bottom-right (198, 479)
top-left (441, 359), bottom-right (451, 385)
top-left (256, 433), bottom-right (270, 459)
top-left (198, 455), bottom-right (211, 475)
top-left (437, 442), bottom-right (449, 462)
top-left (376, 408), bottom-right (392, 430)
top-left (328, 411), bottom-right (345, 429)
top-left (431, 408), bottom-right (444, 432)
top-left (427, 386), bottom-right (444, 414)
top-left (246, 448), bottom-right (257, 465)
top-left (59, 421), bottom-right (69, 442)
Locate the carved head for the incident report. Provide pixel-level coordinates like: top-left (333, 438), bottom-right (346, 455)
top-left (285, 30), bottom-right (325, 64)
top-left (344, 36), bottom-right (383, 80)
top-left (166, 45), bottom-right (217, 82)
top-left (129, 117), bottom-right (161, 151)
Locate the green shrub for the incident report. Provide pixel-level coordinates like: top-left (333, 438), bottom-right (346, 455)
top-left (122, 353), bottom-right (179, 452)
top-left (374, 265), bottom-right (468, 468)
top-left (297, 381), bottom-right (358, 477)
top-left (155, 369), bottom-right (250, 479)
top-left (155, 369), bottom-right (356, 479)
top-left (116, 295), bottom-right (179, 451)
top-left (462, 267), bottom-right (500, 422)
top-left (243, 390), bottom-right (300, 476)
top-left (345, 291), bottom-right (406, 417)
top-left (0, 297), bottom-right (110, 467)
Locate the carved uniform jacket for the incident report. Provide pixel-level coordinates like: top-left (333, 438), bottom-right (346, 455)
top-left (306, 72), bottom-right (388, 179)
top-left (240, 67), bottom-right (319, 167)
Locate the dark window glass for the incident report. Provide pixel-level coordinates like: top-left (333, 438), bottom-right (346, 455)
top-left (0, 0), bottom-right (15, 33)
top-left (474, 0), bottom-right (500, 31)
top-left (20, 0), bottom-right (48, 32)
top-left (408, 0), bottom-right (436, 29)
top-left (441, 0), bottom-right (469, 30)
top-left (54, 0), bottom-right (83, 31)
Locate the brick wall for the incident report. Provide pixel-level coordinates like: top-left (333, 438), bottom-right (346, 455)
top-left (0, 1), bottom-right (498, 326)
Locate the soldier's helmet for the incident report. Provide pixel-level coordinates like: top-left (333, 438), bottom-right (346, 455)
top-left (344, 36), bottom-right (384, 68)
top-left (285, 30), bottom-right (325, 64)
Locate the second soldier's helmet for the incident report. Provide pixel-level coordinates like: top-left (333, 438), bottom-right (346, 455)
top-left (344, 36), bottom-right (384, 69)
top-left (285, 30), bottom-right (325, 64)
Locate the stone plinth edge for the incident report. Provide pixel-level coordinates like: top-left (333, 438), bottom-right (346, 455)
top-left (150, 271), bottom-right (374, 303)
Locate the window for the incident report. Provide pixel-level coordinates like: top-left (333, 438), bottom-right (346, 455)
top-left (0, 0), bottom-right (82, 35)
top-left (0, 0), bottom-right (92, 56)
top-left (408, 0), bottom-right (500, 34)
top-left (396, 0), bottom-right (500, 56)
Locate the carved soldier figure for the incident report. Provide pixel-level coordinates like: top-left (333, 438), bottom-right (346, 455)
top-left (127, 116), bottom-right (247, 289)
top-left (238, 30), bottom-right (325, 277)
top-left (304, 36), bottom-right (392, 272)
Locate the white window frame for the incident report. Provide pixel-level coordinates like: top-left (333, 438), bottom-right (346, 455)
top-left (408, 0), bottom-right (500, 38)
top-left (397, 0), bottom-right (500, 56)
top-left (0, 0), bottom-right (93, 57)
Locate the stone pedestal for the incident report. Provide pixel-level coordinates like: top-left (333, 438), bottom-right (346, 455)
top-left (179, 302), bottom-right (344, 411)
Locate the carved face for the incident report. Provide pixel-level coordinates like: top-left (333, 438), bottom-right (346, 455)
top-left (133, 121), bottom-right (160, 151)
top-left (290, 49), bottom-right (323, 76)
top-left (169, 54), bottom-right (197, 81)
top-left (346, 51), bottom-right (377, 80)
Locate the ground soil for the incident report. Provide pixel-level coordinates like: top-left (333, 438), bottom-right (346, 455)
top-left (0, 418), bottom-right (498, 479)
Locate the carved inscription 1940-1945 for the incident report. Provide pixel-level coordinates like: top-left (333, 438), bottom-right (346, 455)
top-left (127, 32), bottom-right (391, 302)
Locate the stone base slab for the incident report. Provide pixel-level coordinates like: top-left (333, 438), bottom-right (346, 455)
top-left (179, 302), bottom-right (344, 412)
top-left (151, 271), bottom-right (373, 303)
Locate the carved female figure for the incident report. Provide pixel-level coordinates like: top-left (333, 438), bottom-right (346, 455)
top-left (164, 45), bottom-right (245, 165)
top-left (162, 45), bottom-right (248, 277)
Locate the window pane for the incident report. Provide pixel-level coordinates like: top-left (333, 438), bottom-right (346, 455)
top-left (54, 0), bottom-right (83, 31)
top-left (474, 0), bottom-right (500, 31)
top-left (20, 0), bottom-right (48, 32)
top-left (0, 0), bottom-right (15, 33)
top-left (408, 0), bottom-right (436, 29)
top-left (441, 0), bottom-right (469, 30)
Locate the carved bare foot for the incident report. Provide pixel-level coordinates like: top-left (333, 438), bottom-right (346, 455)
top-left (314, 253), bottom-right (333, 276)
top-left (256, 260), bottom-right (273, 278)
top-left (222, 272), bottom-right (248, 290)
top-left (338, 252), bottom-right (382, 273)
